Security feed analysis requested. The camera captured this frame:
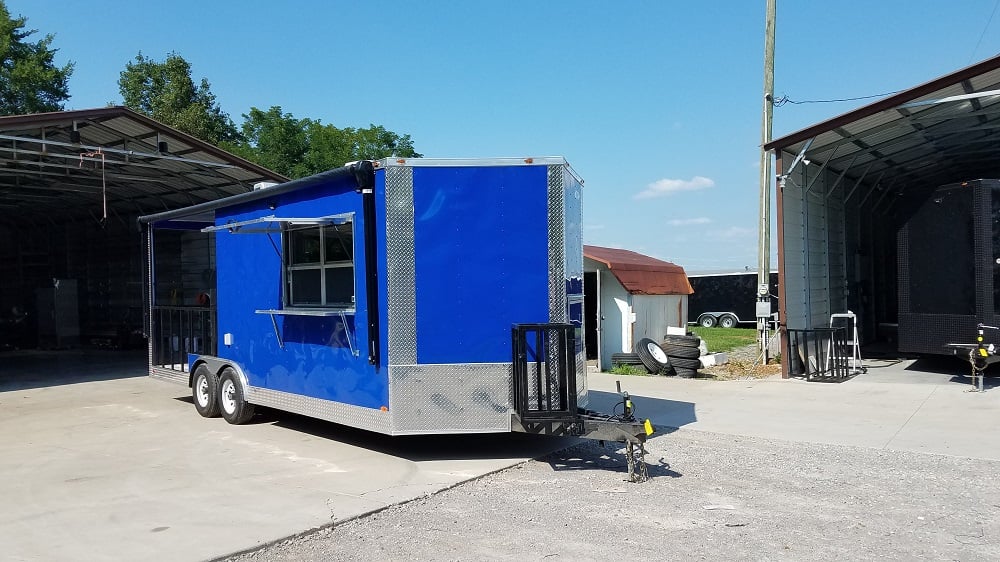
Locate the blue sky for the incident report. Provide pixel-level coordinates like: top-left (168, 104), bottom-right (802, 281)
top-left (8, 1), bottom-right (1000, 271)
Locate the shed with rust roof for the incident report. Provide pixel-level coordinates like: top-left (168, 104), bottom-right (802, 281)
top-left (584, 245), bottom-right (693, 371)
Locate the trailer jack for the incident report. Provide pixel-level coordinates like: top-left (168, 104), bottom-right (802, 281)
top-left (946, 323), bottom-right (1000, 392)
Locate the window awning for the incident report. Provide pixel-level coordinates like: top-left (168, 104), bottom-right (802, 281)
top-left (201, 213), bottom-right (353, 233)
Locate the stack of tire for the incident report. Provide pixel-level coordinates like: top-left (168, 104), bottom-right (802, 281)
top-left (609, 338), bottom-right (673, 375)
top-left (661, 333), bottom-right (703, 378)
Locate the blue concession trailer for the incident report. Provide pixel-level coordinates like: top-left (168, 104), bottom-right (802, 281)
top-left (140, 158), bottom-right (652, 476)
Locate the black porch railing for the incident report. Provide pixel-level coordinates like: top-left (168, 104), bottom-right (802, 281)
top-left (787, 327), bottom-right (850, 381)
top-left (511, 323), bottom-right (578, 423)
top-left (151, 306), bottom-right (215, 372)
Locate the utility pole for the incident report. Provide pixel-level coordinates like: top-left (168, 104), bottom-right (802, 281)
top-left (757, 0), bottom-right (776, 364)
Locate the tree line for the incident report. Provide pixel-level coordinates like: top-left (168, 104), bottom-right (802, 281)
top-left (0, 2), bottom-right (420, 178)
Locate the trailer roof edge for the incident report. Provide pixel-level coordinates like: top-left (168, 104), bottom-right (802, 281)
top-left (139, 163), bottom-right (369, 225)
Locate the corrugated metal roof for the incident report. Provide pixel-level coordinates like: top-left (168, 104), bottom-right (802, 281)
top-left (0, 106), bottom-right (286, 224)
top-left (766, 54), bottom-right (1000, 197)
top-left (584, 244), bottom-right (693, 295)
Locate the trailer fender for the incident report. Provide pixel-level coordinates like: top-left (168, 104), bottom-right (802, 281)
top-left (188, 355), bottom-right (251, 399)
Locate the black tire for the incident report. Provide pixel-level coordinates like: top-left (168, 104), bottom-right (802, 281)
top-left (661, 343), bottom-right (701, 359)
top-left (666, 356), bottom-right (702, 370)
top-left (634, 338), bottom-right (671, 374)
top-left (674, 367), bottom-right (698, 378)
top-left (611, 352), bottom-right (644, 365)
top-left (218, 367), bottom-right (256, 425)
top-left (718, 314), bottom-right (739, 329)
top-left (697, 314), bottom-right (717, 328)
top-left (191, 364), bottom-right (220, 418)
top-left (664, 334), bottom-right (701, 347)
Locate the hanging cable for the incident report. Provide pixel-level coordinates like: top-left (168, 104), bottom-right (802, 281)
top-left (970, 0), bottom-right (1000, 64)
top-left (772, 90), bottom-right (903, 107)
top-left (79, 147), bottom-right (107, 225)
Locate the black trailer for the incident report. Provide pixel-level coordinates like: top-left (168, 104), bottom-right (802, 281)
top-left (687, 272), bottom-right (779, 328)
top-left (897, 179), bottom-right (1000, 355)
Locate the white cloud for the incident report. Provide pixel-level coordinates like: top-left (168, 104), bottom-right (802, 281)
top-left (714, 226), bottom-right (755, 240)
top-left (634, 176), bottom-right (714, 199)
top-left (667, 217), bottom-right (711, 226)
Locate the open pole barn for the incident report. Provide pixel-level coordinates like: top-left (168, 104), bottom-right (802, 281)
top-left (0, 107), bottom-right (284, 364)
top-left (766, 54), bottom-right (1000, 377)
top-left (583, 245), bottom-right (693, 371)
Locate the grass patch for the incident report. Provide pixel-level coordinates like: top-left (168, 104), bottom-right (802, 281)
top-left (690, 326), bottom-right (757, 353)
top-left (609, 363), bottom-right (649, 376)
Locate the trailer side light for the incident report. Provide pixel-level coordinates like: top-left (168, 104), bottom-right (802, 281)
top-left (380, 406), bottom-right (388, 412)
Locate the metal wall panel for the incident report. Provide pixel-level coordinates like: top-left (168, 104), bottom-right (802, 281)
top-left (409, 165), bottom-right (550, 364)
top-left (384, 165), bottom-right (417, 365)
top-left (388, 363), bottom-right (513, 433)
top-left (248, 385), bottom-right (392, 435)
top-left (559, 166), bottom-right (588, 406)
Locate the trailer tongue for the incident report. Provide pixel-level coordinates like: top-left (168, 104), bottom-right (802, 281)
top-left (511, 323), bottom-right (654, 482)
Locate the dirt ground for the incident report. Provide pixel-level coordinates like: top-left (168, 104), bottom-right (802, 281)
top-left (224, 429), bottom-right (1000, 562)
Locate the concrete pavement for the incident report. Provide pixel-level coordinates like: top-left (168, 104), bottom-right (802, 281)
top-left (588, 357), bottom-right (1000, 460)
top-left (3, 350), bottom-right (999, 561)
top-left (0, 351), bottom-right (570, 562)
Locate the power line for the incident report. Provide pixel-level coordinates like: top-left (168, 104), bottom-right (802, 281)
top-left (970, 0), bottom-right (1000, 64)
top-left (772, 90), bottom-right (903, 107)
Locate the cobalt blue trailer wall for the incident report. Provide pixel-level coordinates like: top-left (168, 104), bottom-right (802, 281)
top-left (379, 159), bottom-right (586, 433)
top-left (213, 172), bottom-right (387, 412)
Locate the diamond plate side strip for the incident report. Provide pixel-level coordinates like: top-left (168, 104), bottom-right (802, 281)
top-left (385, 165), bottom-right (417, 365)
top-left (149, 366), bottom-right (187, 385)
top-left (547, 165), bottom-right (567, 323)
top-left (389, 363), bottom-right (513, 433)
top-left (247, 386), bottom-right (393, 434)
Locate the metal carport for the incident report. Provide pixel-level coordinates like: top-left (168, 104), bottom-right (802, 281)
top-left (0, 106), bottom-right (284, 354)
top-left (766, 54), bottom-right (1000, 376)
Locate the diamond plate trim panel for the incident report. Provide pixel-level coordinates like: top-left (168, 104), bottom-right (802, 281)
top-left (389, 363), bottom-right (513, 433)
top-left (547, 165), bottom-right (566, 323)
top-left (149, 366), bottom-right (187, 385)
top-left (248, 386), bottom-right (393, 435)
top-left (385, 165), bottom-right (417, 365)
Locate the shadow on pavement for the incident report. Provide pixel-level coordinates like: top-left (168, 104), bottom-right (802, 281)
top-left (0, 349), bottom-right (147, 392)
top-left (586, 389), bottom-right (697, 432)
top-left (237, 390), bottom-right (699, 477)
top-left (545, 441), bottom-right (684, 480)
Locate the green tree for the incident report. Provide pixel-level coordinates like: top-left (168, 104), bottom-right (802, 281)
top-left (119, 52), bottom-right (239, 145)
top-left (232, 106), bottom-right (422, 178)
top-left (0, 1), bottom-right (73, 115)
top-left (226, 106), bottom-right (311, 178)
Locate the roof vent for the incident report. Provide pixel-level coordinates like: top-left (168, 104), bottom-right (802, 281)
top-left (253, 181), bottom-right (279, 191)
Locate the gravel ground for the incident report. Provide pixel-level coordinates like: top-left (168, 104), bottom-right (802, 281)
top-left (224, 430), bottom-right (1000, 561)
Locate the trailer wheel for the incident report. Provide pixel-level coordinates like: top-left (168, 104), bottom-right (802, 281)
top-left (634, 338), bottom-right (671, 374)
top-left (718, 314), bottom-right (738, 328)
top-left (192, 364), bottom-right (220, 418)
top-left (697, 314), bottom-right (717, 328)
top-left (218, 368), bottom-right (255, 425)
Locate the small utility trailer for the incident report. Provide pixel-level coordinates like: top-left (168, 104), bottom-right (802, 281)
top-left (139, 157), bottom-right (653, 480)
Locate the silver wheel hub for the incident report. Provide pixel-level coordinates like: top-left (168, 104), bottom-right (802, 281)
top-left (221, 380), bottom-right (236, 414)
top-left (648, 342), bottom-right (668, 363)
top-left (195, 376), bottom-right (209, 407)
